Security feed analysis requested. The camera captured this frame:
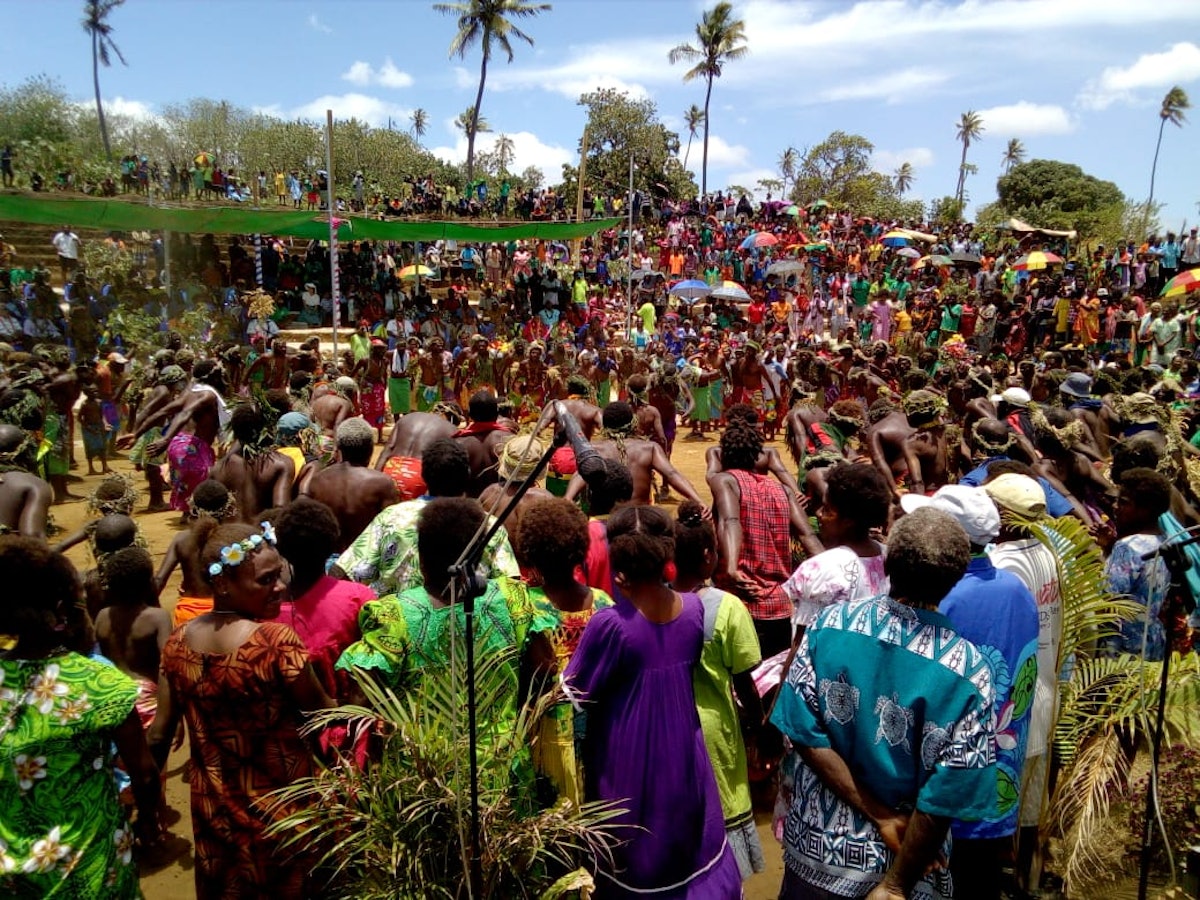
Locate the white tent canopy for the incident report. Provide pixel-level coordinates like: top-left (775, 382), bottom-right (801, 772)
top-left (1001, 217), bottom-right (1077, 240)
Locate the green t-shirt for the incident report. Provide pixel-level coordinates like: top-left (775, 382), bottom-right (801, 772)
top-left (940, 303), bottom-right (963, 332)
top-left (851, 280), bottom-right (871, 307)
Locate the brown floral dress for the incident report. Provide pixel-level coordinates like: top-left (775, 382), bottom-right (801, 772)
top-left (162, 622), bottom-right (315, 900)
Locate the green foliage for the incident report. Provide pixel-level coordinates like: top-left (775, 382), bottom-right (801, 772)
top-left (928, 196), bottom-right (965, 225)
top-left (264, 648), bottom-right (623, 899)
top-left (995, 159), bottom-right (1126, 243)
top-left (575, 88), bottom-right (696, 200)
top-left (784, 131), bottom-right (922, 221)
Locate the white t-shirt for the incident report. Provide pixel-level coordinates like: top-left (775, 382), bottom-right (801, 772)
top-left (52, 231), bottom-right (80, 260)
top-left (988, 537), bottom-right (1061, 757)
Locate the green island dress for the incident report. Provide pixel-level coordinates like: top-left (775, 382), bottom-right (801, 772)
top-left (0, 652), bottom-right (142, 899)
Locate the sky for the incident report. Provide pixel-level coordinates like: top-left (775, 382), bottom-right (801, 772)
top-left (4, 0), bottom-right (1200, 230)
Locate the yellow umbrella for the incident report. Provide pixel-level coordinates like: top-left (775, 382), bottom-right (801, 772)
top-left (398, 265), bottom-right (434, 280)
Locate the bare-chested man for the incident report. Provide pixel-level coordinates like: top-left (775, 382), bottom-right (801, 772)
top-left (416, 336), bottom-right (451, 411)
top-left (305, 416), bottom-right (400, 550)
top-left (374, 409), bottom-right (459, 500)
top-left (122, 359), bottom-right (229, 513)
top-left (209, 403), bottom-right (295, 522)
top-left (0, 423), bottom-right (52, 538)
top-left (310, 376), bottom-right (358, 453)
top-left (564, 401), bottom-right (703, 506)
top-left (127, 365), bottom-right (189, 511)
top-left (155, 479), bottom-right (239, 599)
top-left (453, 390), bottom-right (513, 497)
top-left (866, 399), bottom-right (916, 502)
top-left (898, 390), bottom-right (953, 498)
top-left (244, 337), bottom-right (291, 391)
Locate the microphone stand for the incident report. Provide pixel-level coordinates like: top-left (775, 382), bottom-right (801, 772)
top-left (1137, 535), bottom-right (1198, 900)
top-left (446, 430), bottom-right (562, 898)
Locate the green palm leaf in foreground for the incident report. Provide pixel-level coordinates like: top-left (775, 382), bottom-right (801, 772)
top-left (1029, 516), bottom-right (1200, 892)
top-left (264, 647), bottom-right (624, 899)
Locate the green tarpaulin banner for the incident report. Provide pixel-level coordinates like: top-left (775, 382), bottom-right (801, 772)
top-left (0, 194), bottom-right (622, 242)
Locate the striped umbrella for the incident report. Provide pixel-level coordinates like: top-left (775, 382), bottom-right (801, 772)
top-left (253, 234), bottom-right (263, 286)
top-left (740, 231), bottom-right (780, 249)
top-left (1160, 268), bottom-right (1200, 297)
top-left (881, 230), bottom-right (911, 248)
top-left (710, 280), bottom-right (751, 301)
top-left (1011, 251), bottom-right (1064, 271)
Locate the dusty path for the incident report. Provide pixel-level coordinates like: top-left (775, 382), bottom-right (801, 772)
top-left (51, 428), bottom-right (785, 899)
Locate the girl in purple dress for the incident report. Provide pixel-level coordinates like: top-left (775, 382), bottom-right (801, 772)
top-left (564, 505), bottom-right (742, 899)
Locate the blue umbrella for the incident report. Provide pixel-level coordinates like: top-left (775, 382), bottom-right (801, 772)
top-left (668, 279), bottom-right (712, 301)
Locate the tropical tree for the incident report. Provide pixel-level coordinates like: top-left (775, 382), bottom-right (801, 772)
top-left (682, 104), bottom-right (705, 169)
top-left (493, 132), bottom-right (514, 174)
top-left (434, 0), bottom-right (551, 184)
top-left (455, 107), bottom-right (490, 136)
top-left (778, 146), bottom-right (798, 196)
top-left (81, 0), bottom-right (128, 159)
top-left (953, 109), bottom-right (984, 211)
top-left (1149, 85), bottom-right (1190, 208)
top-left (667, 1), bottom-right (748, 199)
top-left (893, 161), bottom-right (914, 197)
top-left (410, 107), bottom-right (429, 141)
top-left (1002, 137), bottom-right (1025, 174)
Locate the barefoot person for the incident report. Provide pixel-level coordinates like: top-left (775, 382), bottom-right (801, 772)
top-left (124, 360), bottom-right (230, 513)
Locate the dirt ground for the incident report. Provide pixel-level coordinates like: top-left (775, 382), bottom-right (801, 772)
top-left (52, 427), bottom-right (785, 899)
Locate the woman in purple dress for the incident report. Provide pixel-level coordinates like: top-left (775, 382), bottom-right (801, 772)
top-left (563, 505), bottom-right (742, 899)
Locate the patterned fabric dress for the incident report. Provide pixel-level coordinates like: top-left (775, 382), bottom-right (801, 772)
top-left (503, 577), bottom-right (613, 808)
top-left (0, 653), bottom-right (142, 899)
top-left (161, 622), bottom-right (317, 900)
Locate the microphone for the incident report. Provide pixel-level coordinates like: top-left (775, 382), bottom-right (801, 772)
top-left (553, 401), bottom-right (607, 486)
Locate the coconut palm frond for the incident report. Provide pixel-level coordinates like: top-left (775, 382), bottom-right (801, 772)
top-left (1053, 727), bottom-right (1131, 890)
top-left (265, 647), bottom-right (624, 898)
top-left (1028, 516), bottom-right (1140, 668)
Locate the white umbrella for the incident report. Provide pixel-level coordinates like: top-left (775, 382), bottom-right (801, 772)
top-left (767, 260), bottom-right (804, 276)
top-left (710, 282), bottom-right (751, 302)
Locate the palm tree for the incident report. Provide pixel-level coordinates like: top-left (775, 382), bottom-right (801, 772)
top-left (778, 146), bottom-right (798, 197)
top-left (1001, 137), bottom-right (1025, 174)
top-left (668, 1), bottom-right (748, 200)
top-left (1149, 85), bottom-right (1190, 207)
top-left (953, 109), bottom-right (984, 209)
top-left (434, 0), bottom-right (551, 183)
top-left (455, 107), bottom-right (490, 136)
top-left (682, 104), bottom-right (705, 169)
top-left (893, 161), bottom-right (914, 197)
top-left (81, 0), bottom-right (128, 159)
top-left (493, 132), bottom-right (515, 174)
top-left (410, 107), bottom-right (429, 141)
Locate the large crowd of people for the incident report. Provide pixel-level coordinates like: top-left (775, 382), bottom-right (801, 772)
top-left (1, 198), bottom-right (1199, 899)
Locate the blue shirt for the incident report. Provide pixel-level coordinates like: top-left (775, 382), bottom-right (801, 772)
top-left (939, 555), bottom-right (1039, 839)
top-left (960, 457), bottom-right (1073, 518)
top-left (1103, 533), bottom-right (1168, 661)
top-left (772, 596), bottom-right (997, 898)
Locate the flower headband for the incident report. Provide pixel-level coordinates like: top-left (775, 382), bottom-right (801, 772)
top-left (208, 523), bottom-right (277, 578)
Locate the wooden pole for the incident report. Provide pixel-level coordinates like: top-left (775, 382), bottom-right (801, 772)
top-left (326, 109), bottom-right (339, 357)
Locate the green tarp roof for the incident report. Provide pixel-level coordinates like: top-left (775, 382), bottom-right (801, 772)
top-left (0, 194), bottom-right (621, 242)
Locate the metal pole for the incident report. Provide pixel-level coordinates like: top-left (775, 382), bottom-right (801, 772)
top-left (626, 152), bottom-right (634, 339)
top-left (326, 109), bottom-right (339, 358)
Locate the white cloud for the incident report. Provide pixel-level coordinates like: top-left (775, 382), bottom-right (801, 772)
top-left (260, 94), bottom-right (413, 128)
top-left (307, 13), bottom-right (332, 34)
top-left (873, 147), bottom-right (935, 172)
top-left (977, 102), bottom-right (1076, 137)
top-left (1078, 42), bottom-right (1200, 109)
top-left (105, 96), bottom-right (157, 121)
top-left (430, 131), bottom-right (574, 184)
top-left (818, 68), bottom-right (949, 104)
top-left (340, 58), bottom-right (414, 89)
top-left (723, 169), bottom-right (780, 197)
top-left (680, 134), bottom-right (751, 176)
